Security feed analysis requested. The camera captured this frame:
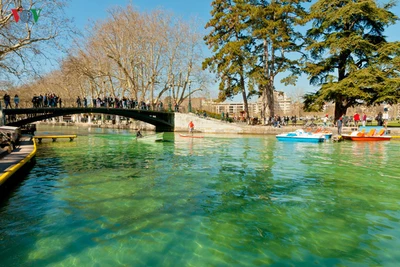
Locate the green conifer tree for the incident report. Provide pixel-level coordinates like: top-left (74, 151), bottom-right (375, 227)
top-left (203, 0), bottom-right (256, 122)
top-left (303, 0), bottom-right (400, 120)
top-left (248, 0), bottom-right (308, 123)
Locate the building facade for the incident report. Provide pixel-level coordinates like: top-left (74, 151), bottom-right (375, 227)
top-left (201, 93), bottom-right (400, 121)
top-left (205, 91), bottom-right (293, 118)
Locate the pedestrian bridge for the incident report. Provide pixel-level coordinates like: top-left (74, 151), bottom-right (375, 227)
top-left (1, 107), bottom-right (174, 132)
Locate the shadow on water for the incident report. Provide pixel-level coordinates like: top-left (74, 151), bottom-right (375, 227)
top-left (0, 158), bottom-right (36, 203)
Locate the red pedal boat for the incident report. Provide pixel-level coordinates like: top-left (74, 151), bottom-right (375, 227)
top-left (343, 128), bottom-right (391, 141)
top-left (349, 136), bottom-right (391, 141)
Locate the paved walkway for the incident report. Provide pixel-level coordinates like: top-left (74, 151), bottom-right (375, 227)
top-left (174, 113), bottom-right (400, 135)
top-left (0, 137), bottom-right (36, 186)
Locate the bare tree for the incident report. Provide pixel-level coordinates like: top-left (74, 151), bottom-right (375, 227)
top-left (0, 0), bottom-right (72, 79)
top-left (69, 4), bottom-right (205, 109)
top-left (8, 3), bottom-right (206, 109)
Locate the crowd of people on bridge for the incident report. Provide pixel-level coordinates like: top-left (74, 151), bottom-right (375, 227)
top-left (31, 94), bottom-right (62, 108)
top-left (88, 96), bottom-right (165, 111)
top-left (2, 93), bottom-right (168, 111)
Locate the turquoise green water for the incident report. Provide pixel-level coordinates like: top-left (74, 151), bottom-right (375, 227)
top-left (1, 126), bottom-right (400, 266)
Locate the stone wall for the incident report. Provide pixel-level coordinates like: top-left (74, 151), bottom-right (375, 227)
top-left (174, 113), bottom-right (245, 133)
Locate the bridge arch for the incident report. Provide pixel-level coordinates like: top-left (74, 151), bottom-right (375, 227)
top-left (2, 107), bottom-right (174, 132)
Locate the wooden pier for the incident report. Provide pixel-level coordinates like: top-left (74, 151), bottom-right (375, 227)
top-left (34, 135), bottom-right (77, 143)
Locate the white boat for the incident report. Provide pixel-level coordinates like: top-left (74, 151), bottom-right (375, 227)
top-left (0, 126), bottom-right (21, 145)
top-left (135, 132), bottom-right (164, 142)
top-left (314, 131), bottom-right (333, 140)
top-left (276, 129), bottom-right (325, 143)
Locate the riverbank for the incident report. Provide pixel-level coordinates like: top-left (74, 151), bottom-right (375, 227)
top-left (35, 112), bottom-right (400, 136)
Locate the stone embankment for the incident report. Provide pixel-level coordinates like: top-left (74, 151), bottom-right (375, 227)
top-left (37, 113), bottom-right (400, 135)
top-left (0, 137), bottom-right (36, 188)
top-left (175, 113), bottom-right (400, 135)
top-left (176, 113), bottom-right (330, 134)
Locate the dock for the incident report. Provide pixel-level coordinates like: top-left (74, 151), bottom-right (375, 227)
top-left (34, 135), bottom-right (77, 143)
top-left (0, 137), bottom-right (37, 186)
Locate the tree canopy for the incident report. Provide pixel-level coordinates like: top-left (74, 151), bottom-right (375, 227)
top-left (204, 0), bottom-right (256, 121)
top-left (303, 0), bottom-right (400, 120)
top-left (204, 0), bottom-right (308, 122)
top-left (248, 0), bottom-right (308, 122)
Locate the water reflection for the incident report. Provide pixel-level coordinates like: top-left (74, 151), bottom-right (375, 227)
top-left (1, 127), bottom-right (400, 266)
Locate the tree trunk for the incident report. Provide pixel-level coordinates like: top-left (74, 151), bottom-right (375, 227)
top-left (266, 81), bottom-right (274, 119)
top-left (261, 86), bottom-right (267, 124)
top-left (334, 53), bottom-right (349, 121)
top-left (334, 96), bottom-right (347, 121)
top-left (262, 39), bottom-right (275, 122)
top-left (239, 66), bottom-right (250, 122)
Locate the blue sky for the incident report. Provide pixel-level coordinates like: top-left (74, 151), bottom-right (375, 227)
top-left (66, 0), bottom-right (212, 31)
top-left (64, 0), bottom-right (400, 100)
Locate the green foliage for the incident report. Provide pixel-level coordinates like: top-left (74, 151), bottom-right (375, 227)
top-left (247, 0), bottom-right (309, 119)
top-left (205, 0), bottom-right (400, 121)
top-left (303, 91), bottom-right (325, 112)
top-left (204, 0), bottom-right (254, 100)
top-left (304, 0), bottom-right (400, 119)
top-left (205, 0), bottom-right (309, 120)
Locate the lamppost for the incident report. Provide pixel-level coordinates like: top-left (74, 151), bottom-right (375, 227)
top-left (168, 84), bottom-right (172, 112)
top-left (188, 80), bottom-right (192, 113)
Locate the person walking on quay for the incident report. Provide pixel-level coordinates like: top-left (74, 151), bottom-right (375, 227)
top-left (188, 121), bottom-right (195, 134)
top-left (376, 112), bottom-right (383, 126)
top-left (13, 94), bottom-right (20, 108)
top-left (291, 116), bottom-right (297, 126)
top-left (337, 117), bottom-right (343, 135)
top-left (83, 97), bottom-right (88, 108)
top-left (323, 114), bottom-right (328, 126)
top-left (353, 112), bottom-right (360, 127)
top-left (362, 112), bottom-right (367, 127)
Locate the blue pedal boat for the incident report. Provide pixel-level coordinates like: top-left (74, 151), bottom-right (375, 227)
top-left (276, 129), bottom-right (326, 143)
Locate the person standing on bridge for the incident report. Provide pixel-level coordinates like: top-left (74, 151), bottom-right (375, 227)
top-left (3, 93), bottom-right (11, 109)
top-left (76, 96), bottom-right (82, 107)
top-left (14, 94), bottom-right (19, 108)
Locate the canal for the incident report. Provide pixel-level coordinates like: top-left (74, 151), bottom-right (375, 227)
top-left (1, 125), bottom-right (399, 266)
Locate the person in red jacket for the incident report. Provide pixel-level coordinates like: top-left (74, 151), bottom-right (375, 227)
top-left (354, 112), bottom-right (360, 127)
top-left (188, 121), bottom-right (194, 134)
